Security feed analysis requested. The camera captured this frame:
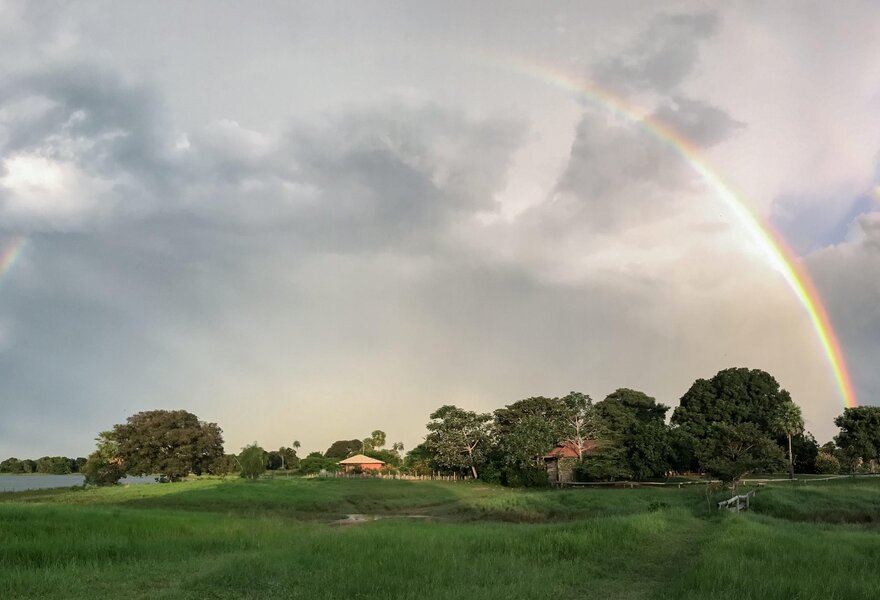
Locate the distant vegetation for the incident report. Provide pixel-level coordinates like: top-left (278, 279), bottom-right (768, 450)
top-left (0, 456), bottom-right (86, 475)
top-left (6, 367), bottom-right (880, 491)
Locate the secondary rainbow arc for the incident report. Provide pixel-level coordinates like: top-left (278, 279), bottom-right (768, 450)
top-left (0, 236), bottom-right (26, 285)
top-left (495, 55), bottom-right (857, 409)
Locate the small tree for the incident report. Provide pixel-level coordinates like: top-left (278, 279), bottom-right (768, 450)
top-left (698, 423), bottom-right (785, 493)
top-left (239, 444), bottom-right (267, 480)
top-left (559, 392), bottom-right (601, 460)
top-left (815, 450), bottom-right (841, 474)
top-left (774, 403), bottom-right (804, 479)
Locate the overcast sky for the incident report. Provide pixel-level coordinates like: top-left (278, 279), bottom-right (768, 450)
top-left (1, 1), bottom-right (879, 458)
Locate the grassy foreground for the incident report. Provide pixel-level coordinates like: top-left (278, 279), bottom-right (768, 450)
top-left (1, 477), bottom-right (879, 599)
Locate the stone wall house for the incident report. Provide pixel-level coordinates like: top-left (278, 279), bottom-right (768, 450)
top-left (544, 441), bottom-right (597, 483)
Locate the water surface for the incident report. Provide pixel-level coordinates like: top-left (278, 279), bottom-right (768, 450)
top-left (0, 474), bottom-right (157, 493)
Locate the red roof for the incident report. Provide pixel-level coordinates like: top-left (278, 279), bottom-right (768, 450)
top-left (544, 440), bottom-right (597, 459)
top-left (338, 454), bottom-right (386, 465)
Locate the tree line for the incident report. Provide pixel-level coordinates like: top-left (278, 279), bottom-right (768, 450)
top-left (77, 409), bottom-right (407, 485)
top-left (410, 367), bottom-right (880, 489)
top-left (42, 366), bottom-right (880, 489)
top-left (0, 456), bottom-right (87, 475)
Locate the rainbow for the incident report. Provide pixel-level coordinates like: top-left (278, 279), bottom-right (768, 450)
top-left (495, 56), bottom-right (858, 409)
top-left (0, 236), bottom-right (26, 286)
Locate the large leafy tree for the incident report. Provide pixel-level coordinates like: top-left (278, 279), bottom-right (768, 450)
top-left (672, 368), bottom-right (794, 439)
top-left (425, 405), bottom-right (492, 479)
top-left (113, 410), bottom-right (224, 481)
top-left (834, 407), bottom-right (880, 472)
top-left (595, 389), bottom-right (672, 480)
top-left (494, 396), bottom-right (574, 465)
top-left (598, 389), bottom-right (669, 431)
top-left (672, 368), bottom-right (800, 477)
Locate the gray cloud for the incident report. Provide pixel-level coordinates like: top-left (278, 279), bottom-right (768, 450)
top-left (540, 110), bottom-right (692, 234)
top-left (0, 3), bottom-right (876, 459)
top-left (594, 12), bottom-right (719, 93)
top-left (808, 212), bottom-right (880, 407)
top-left (652, 95), bottom-right (745, 147)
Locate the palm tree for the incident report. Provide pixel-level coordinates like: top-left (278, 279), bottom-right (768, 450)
top-left (775, 403), bottom-right (804, 479)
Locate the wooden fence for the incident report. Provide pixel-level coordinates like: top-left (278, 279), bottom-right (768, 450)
top-left (717, 490), bottom-right (755, 513)
top-left (314, 472), bottom-right (470, 482)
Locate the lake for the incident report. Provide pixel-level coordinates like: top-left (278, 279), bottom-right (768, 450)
top-left (0, 474), bottom-right (158, 493)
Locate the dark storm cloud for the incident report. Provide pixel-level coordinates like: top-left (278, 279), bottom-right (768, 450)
top-left (594, 11), bottom-right (719, 93)
top-left (0, 61), bottom-right (524, 252)
top-left (807, 213), bottom-right (880, 406)
top-left (0, 64), bottom-right (176, 188)
top-left (0, 59), bottom-right (527, 456)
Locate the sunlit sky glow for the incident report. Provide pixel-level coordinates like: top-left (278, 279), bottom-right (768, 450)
top-left (1, 1), bottom-right (879, 458)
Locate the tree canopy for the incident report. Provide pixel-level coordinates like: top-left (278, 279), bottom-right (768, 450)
top-left (834, 407), bottom-right (880, 471)
top-left (112, 410), bottom-right (224, 481)
top-left (324, 439), bottom-right (363, 459)
top-left (670, 368), bottom-right (802, 486)
top-left (425, 405), bottom-right (492, 479)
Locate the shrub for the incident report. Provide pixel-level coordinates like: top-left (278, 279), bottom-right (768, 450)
top-left (815, 451), bottom-right (840, 474)
top-left (503, 466), bottom-right (549, 488)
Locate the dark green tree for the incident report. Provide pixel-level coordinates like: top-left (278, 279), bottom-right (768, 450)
top-left (598, 389), bottom-right (669, 431)
top-left (494, 396), bottom-right (574, 482)
top-left (36, 456), bottom-right (72, 474)
top-left (791, 432), bottom-right (820, 474)
top-left (209, 454), bottom-right (240, 475)
top-left (113, 410), bottom-right (224, 481)
top-left (595, 389), bottom-right (672, 480)
top-left (0, 457), bottom-right (25, 473)
top-left (672, 368), bottom-right (800, 476)
top-left (834, 407), bottom-right (880, 473)
top-left (324, 439), bottom-right (363, 459)
top-left (82, 431), bottom-right (127, 486)
top-left (403, 444), bottom-right (435, 476)
top-left (698, 423), bottom-right (785, 491)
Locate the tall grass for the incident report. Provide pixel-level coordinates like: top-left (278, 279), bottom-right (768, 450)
top-left (2, 477), bottom-right (879, 599)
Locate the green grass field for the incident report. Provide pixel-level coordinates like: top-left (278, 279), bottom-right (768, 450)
top-left (2, 477), bottom-right (879, 599)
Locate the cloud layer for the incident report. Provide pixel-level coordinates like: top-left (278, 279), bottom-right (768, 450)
top-left (1, 2), bottom-right (879, 458)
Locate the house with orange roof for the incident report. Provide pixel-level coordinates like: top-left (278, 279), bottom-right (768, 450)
top-left (338, 454), bottom-right (386, 473)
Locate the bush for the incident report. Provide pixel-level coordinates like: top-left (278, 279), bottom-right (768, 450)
top-left (815, 451), bottom-right (841, 474)
top-left (502, 466), bottom-right (549, 488)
